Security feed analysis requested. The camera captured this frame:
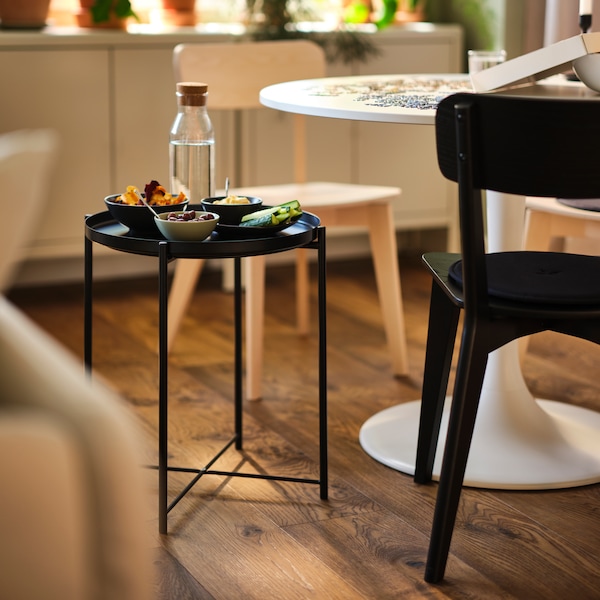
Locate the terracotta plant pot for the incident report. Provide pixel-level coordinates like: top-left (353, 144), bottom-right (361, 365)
top-left (0, 0), bottom-right (51, 30)
top-left (395, 0), bottom-right (424, 23)
top-left (160, 0), bottom-right (197, 27)
top-left (162, 0), bottom-right (196, 10)
top-left (395, 8), bottom-right (424, 23)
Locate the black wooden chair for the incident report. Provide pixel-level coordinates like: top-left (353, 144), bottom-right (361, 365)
top-left (414, 92), bottom-right (600, 583)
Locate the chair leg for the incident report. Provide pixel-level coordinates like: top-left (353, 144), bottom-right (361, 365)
top-left (414, 282), bottom-right (460, 484)
top-left (244, 255), bottom-right (266, 401)
top-left (296, 248), bottom-right (310, 336)
top-left (367, 202), bottom-right (409, 376)
top-left (167, 259), bottom-right (205, 352)
top-left (424, 324), bottom-right (489, 584)
top-left (524, 208), bottom-right (589, 252)
top-left (523, 210), bottom-right (557, 252)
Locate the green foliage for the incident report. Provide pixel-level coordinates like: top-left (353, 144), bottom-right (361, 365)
top-left (90, 0), bottom-right (138, 23)
top-left (315, 30), bottom-right (382, 64)
top-left (375, 0), bottom-right (398, 30)
top-left (426, 0), bottom-right (496, 50)
top-left (457, 0), bottom-right (495, 50)
top-left (245, 0), bottom-right (382, 64)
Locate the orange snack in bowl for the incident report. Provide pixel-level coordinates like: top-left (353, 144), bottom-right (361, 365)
top-left (144, 180), bottom-right (186, 206)
top-left (118, 186), bottom-right (142, 206)
top-left (117, 181), bottom-right (187, 206)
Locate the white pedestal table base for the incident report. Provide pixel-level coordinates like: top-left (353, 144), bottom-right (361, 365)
top-left (360, 344), bottom-right (600, 490)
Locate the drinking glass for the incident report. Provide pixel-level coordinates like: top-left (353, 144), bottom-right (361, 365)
top-left (468, 50), bottom-right (507, 75)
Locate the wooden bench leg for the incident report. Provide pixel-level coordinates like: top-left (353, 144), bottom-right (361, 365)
top-left (521, 208), bottom-right (590, 360)
top-left (245, 255), bottom-right (266, 401)
top-left (295, 248), bottom-right (310, 336)
top-left (167, 259), bottom-right (205, 352)
top-left (367, 203), bottom-right (409, 376)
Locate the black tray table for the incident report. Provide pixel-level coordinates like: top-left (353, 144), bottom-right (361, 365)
top-left (84, 210), bottom-right (327, 534)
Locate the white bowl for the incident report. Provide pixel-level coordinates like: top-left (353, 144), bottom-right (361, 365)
top-left (154, 210), bottom-right (219, 241)
top-left (573, 54), bottom-right (600, 93)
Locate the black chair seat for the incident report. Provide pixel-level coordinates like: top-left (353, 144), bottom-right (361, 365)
top-left (448, 251), bottom-right (600, 305)
top-left (422, 252), bottom-right (600, 319)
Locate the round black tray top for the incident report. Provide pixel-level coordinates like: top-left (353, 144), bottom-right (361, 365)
top-left (85, 210), bottom-right (321, 260)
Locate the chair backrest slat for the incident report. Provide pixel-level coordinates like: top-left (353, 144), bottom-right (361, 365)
top-left (173, 40), bottom-right (326, 185)
top-left (174, 41), bottom-right (326, 112)
top-left (436, 93), bottom-right (600, 200)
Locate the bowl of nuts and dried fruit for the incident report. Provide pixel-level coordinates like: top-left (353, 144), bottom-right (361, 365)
top-left (154, 209), bottom-right (219, 241)
top-left (105, 180), bottom-right (188, 236)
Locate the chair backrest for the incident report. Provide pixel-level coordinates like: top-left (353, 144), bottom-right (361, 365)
top-left (173, 40), bottom-right (326, 111)
top-left (0, 129), bottom-right (58, 292)
top-left (435, 92), bottom-right (600, 311)
top-left (436, 92), bottom-right (600, 200)
top-left (173, 40), bottom-right (326, 184)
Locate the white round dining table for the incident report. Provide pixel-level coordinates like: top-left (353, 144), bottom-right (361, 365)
top-left (260, 73), bottom-right (600, 490)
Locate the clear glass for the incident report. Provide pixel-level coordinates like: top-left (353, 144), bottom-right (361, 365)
top-left (468, 50), bottom-right (507, 75)
top-left (169, 103), bottom-right (215, 204)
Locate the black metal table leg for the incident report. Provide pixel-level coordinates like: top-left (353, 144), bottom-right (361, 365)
top-left (317, 227), bottom-right (328, 500)
top-left (158, 241), bottom-right (169, 535)
top-left (234, 257), bottom-right (243, 450)
top-left (84, 233), bottom-right (93, 377)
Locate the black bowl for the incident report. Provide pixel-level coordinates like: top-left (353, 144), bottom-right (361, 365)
top-left (105, 194), bottom-right (189, 236)
top-left (200, 196), bottom-right (263, 225)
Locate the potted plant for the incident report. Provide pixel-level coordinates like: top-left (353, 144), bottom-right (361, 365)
top-left (160, 0), bottom-right (197, 27)
top-left (77, 0), bottom-right (138, 29)
top-left (0, 0), bottom-right (51, 29)
top-left (395, 0), bottom-right (425, 23)
top-left (245, 0), bottom-right (381, 65)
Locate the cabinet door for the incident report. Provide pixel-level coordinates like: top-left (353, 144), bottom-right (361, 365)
top-left (114, 47), bottom-right (237, 194)
top-left (242, 47), bottom-right (353, 187)
top-left (354, 30), bottom-right (461, 238)
top-left (355, 31), bottom-right (462, 76)
top-left (0, 49), bottom-right (111, 258)
top-left (244, 107), bottom-right (354, 186)
top-left (113, 48), bottom-right (174, 191)
top-left (247, 27), bottom-right (461, 244)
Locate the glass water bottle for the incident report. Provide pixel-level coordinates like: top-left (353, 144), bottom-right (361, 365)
top-left (169, 82), bottom-right (215, 203)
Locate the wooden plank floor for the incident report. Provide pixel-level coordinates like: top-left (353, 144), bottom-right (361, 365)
top-left (8, 256), bottom-right (600, 600)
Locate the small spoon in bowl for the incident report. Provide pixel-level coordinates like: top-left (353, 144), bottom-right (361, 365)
top-left (225, 177), bottom-right (230, 198)
top-left (134, 188), bottom-right (160, 218)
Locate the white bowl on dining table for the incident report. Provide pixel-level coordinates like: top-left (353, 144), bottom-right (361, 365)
top-left (573, 53), bottom-right (600, 93)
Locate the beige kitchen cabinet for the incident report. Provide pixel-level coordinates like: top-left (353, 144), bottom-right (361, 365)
top-left (0, 23), bottom-right (462, 285)
top-left (248, 24), bottom-right (463, 251)
top-left (113, 47), bottom-right (235, 196)
top-left (356, 27), bottom-right (463, 245)
top-left (0, 48), bottom-right (111, 260)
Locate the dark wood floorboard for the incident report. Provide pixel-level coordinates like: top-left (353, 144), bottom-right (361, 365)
top-left (8, 256), bottom-right (600, 600)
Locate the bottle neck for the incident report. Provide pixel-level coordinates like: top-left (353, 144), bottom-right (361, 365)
top-left (179, 101), bottom-right (207, 108)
